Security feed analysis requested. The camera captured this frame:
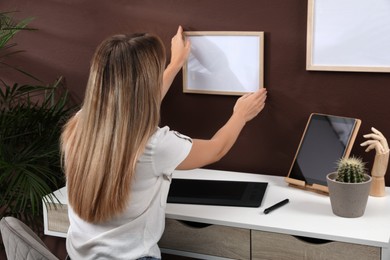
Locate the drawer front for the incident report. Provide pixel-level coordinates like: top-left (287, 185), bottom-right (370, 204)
top-left (45, 203), bottom-right (70, 233)
top-left (251, 230), bottom-right (380, 260)
top-left (159, 219), bottom-right (250, 259)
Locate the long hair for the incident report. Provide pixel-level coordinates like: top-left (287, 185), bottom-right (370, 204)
top-left (61, 33), bottom-right (166, 223)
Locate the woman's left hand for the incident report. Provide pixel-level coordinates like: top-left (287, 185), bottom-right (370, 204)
top-left (170, 26), bottom-right (191, 69)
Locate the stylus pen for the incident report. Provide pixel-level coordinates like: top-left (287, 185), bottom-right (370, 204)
top-left (263, 199), bottom-right (289, 214)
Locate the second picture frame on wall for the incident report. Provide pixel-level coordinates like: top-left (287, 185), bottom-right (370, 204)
top-left (306, 0), bottom-right (390, 73)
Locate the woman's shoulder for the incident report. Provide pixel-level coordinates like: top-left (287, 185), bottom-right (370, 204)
top-left (153, 126), bottom-right (192, 143)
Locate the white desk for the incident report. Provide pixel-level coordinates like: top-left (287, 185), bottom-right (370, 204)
top-left (43, 168), bottom-right (390, 260)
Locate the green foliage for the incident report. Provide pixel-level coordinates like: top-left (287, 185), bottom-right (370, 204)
top-left (0, 11), bottom-right (33, 48)
top-left (0, 11), bottom-right (74, 232)
top-left (0, 11), bottom-right (39, 81)
top-left (335, 156), bottom-right (367, 183)
top-left (0, 77), bottom-right (72, 230)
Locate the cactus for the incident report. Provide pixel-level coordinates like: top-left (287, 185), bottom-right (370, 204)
top-left (335, 156), bottom-right (367, 183)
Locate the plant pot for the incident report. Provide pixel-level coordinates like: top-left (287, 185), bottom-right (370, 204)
top-left (326, 172), bottom-right (372, 218)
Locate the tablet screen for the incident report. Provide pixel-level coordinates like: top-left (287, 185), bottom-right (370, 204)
top-left (287, 113), bottom-right (360, 186)
top-left (168, 179), bottom-right (268, 207)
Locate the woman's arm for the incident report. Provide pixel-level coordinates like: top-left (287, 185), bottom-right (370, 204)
top-left (162, 26), bottom-right (191, 99)
top-left (177, 88), bottom-right (267, 170)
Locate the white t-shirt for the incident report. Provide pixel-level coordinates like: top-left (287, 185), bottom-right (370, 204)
top-left (66, 126), bottom-right (192, 260)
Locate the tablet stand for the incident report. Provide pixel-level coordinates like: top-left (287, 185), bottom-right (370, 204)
top-left (285, 113), bottom-right (361, 195)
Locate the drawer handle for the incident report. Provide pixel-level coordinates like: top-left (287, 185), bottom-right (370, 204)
top-left (293, 235), bottom-right (331, 244)
top-left (178, 220), bottom-right (212, 229)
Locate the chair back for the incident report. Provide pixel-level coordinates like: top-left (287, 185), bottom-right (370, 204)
top-left (0, 216), bottom-right (59, 260)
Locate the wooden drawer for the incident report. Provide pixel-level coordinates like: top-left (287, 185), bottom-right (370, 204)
top-left (251, 230), bottom-right (381, 260)
top-left (159, 219), bottom-right (250, 259)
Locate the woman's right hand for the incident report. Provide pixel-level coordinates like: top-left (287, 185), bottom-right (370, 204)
top-left (233, 88), bottom-right (267, 123)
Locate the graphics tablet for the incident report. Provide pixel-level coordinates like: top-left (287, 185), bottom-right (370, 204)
top-left (285, 113), bottom-right (361, 193)
top-left (167, 179), bottom-right (268, 207)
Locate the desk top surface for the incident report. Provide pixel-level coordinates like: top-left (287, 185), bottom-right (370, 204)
top-left (49, 168), bottom-right (390, 248)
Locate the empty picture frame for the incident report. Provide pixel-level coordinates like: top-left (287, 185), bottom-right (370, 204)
top-left (306, 0), bottom-right (390, 73)
top-left (183, 31), bottom-right (264, 95)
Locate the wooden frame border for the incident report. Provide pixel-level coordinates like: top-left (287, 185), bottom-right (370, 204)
top-left (183, 31), bottom-right (264, 95)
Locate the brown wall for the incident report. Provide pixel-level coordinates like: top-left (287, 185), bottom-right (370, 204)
top-left (2, 0), bottom-right (390, 258)
top-left (2, 0), bottom-right (390, 182)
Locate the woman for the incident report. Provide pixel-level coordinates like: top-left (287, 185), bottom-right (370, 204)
top-left (61, 26), bottom-right (267, 260)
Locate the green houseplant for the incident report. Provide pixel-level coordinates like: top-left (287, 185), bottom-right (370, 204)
top-left (326, 156), bottom-right (372, 218)
top-left (0, 11), bottom-right (73, 231)
top-left (0, 11), bottom-right (38, 81)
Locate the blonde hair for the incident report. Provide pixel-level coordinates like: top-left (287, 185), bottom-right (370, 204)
top-left (61, 33), bottom-right (166, 223)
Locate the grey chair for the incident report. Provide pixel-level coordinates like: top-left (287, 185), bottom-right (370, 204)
top-left (0, 216), bottom-right (59, 260)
